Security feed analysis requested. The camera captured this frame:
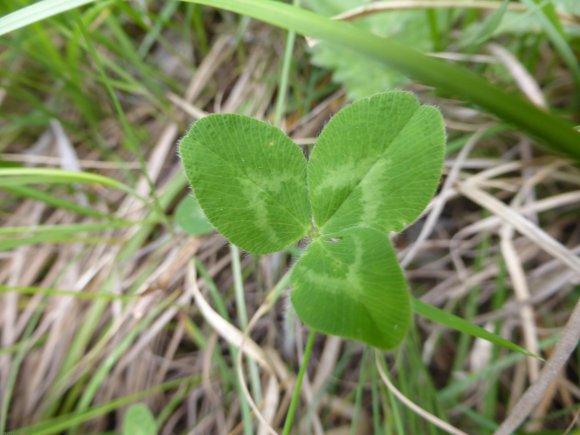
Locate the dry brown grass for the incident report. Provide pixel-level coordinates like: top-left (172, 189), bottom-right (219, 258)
top-left (1, 10), bottom-right (579, 434)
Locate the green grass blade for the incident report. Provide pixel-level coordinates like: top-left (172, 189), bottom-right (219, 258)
top-left (412, 298), bottom-right (540, 359)
top-left (2, 0), bottom-right (579, 156)
top-left (15, 376), bottom-right (200, 435)
top-left (0, 220), bottom-right (143, 236)
top-left (0, 284), bottom-right (135, 301)
top-left (0, 0), bottom-right (95, 36)
top-left (0, 168), bottom-right (142, 198)
top-left (2, 185), bottom-right (115, 219)
top-left (520, 0), bottom-right (580, 89)
top-left (181, 0), bottom-right (580, 158)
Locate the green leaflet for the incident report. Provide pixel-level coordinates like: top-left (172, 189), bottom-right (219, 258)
top-left (179, 114), bottom-right (311, 254)
top-left (309, 92), bottom-right (445, 235)
top-left (174, 195), bottom-right (214, 236)
top-left (291, 227), bottom-right (411, 349)
top-left (123, 403), bottom-right (157, 435)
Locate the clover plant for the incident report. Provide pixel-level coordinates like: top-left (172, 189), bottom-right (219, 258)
top-left (179, 91), bottom-right (445, 349)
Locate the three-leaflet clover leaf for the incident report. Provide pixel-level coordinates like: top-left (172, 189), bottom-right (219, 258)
top-left (179, 92), bottom-right (446, 349)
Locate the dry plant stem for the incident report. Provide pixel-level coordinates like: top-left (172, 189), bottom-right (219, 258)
top-left (500, 225), bottom-right (540, 381)
top-left (234, 271), bottom-right (297, 434)
top-left (487, 44), bottom-right (547, 109)
top-left (456, 182), bottom-right (580, 274)
top-left (185, 262), bottom-right (272, 371)
top-left (374, 351), bottom-right (468, 435)
top-left (231, 245), bottom-right (262, 403)
top-left (235, 270), bottom-right (324, 435)
top-left (498, 144), bottom-right (542, 383)
top-left (259, 377), bottom-right (281, 435)
top-left (236, 303), bottom-right (279, 435)
top-left (494, 300), bottom-right (580, 435)
top-left (334, 0), bottom-right (578, 25)
top-left (402, 128), bottom-right (485, 267)
top-left (564, 410), bottom-right (580, 434)
top-left (312, 336), bottom-right (341, 391)
top-left (454, 189), bottom-right (580, 239)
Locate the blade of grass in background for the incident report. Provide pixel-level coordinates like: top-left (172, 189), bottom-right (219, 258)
top-left (0, 168), bottom-right (144, 199)
top-left (2, 186), bottom-right (115, 219)
top-left (0, 220), bottom-right (146, 236)
top-left (0, 0), bottom-right (95, 36)
top-left (180, 0), bottom-right (580, 157)
top-left (0, 285), bottom-right (135, 301)
top-left (1, 0), bottom-right (579, 158)
top-left (412, 298), bottom-right (539, 359)
top-left (520, 0), bottom-right (580, 91)
top-left (17, 376), bottom-right (201, 435)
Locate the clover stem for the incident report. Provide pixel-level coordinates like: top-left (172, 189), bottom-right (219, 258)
top-left (310, 224), bottom-right (319, 240)
top-left (282, 329), bottom-right (316, 435)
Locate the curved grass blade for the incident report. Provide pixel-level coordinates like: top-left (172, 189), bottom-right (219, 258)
top-left (412, 298), bottom-right (540, 359)
top-left (0, 0), bottom-right (96, 36)
top-left (182, 0), bottom-right (580, 159)
top-left (1, 0), bottom-right (579, 156)
top-left (0, 168), bottom-right (144, 200)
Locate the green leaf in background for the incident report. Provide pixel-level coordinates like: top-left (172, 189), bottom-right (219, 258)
top-left (291, 227), bottom-right (411, 349)
top-left (123, 403), bottom-right (157, 435)
top-left (308, 92), bottom-right (445, 235)
top-left (174, 195), bottom-right (214, 236)
top-left (557, 0), bottom-right (580, 14)
top-left (179, 114), bottom-right (311, 254)
top-left (307, 0), bottom-right (434, 98)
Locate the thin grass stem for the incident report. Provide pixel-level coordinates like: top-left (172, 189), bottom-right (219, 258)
top-left (282, 329), bottom-right (316, 435)
top-left (273, 0), bottom-right (300, 128)
top-left (230, 245), bottom-right (262, 403)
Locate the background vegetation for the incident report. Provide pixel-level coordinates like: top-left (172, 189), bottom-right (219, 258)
top-left (0, 0), bottom-right (579, 433)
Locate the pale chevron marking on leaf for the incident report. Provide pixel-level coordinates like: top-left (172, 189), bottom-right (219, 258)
top-left (320, 105), bottom-right (424, 231)
top-left (180, 114), bottom-right (310, 254)
top-left (312, 157), bottom-right (375, 198)
top-left (308, 92), bottom-right (445, 236)
top-left (201, 136), bottom-right (308, 229)
top-left (308, 92), bottom-right (418, 229)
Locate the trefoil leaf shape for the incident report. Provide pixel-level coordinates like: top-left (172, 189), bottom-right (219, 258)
top-left (179, 91), bottom-right (445, 349)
